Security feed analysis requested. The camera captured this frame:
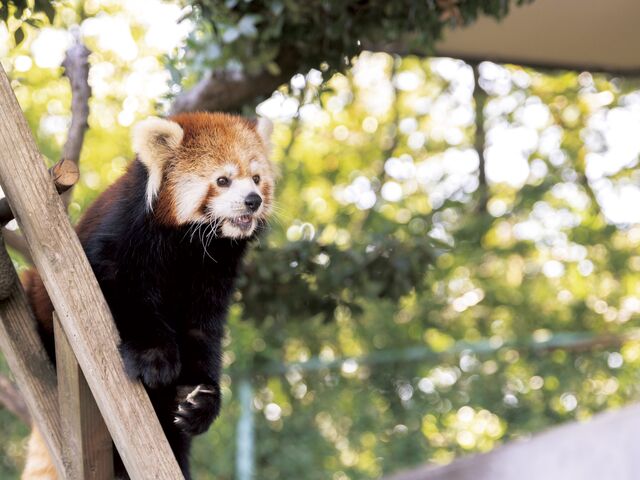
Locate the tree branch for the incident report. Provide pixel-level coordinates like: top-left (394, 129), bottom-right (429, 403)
top-left (170, 49), bottom-right (299, 114)
top-left (61, 31), bottom-right (91, 166)
top-left (2, 228), bottom-right (32, 263)
top-left (4, 33), bottom-right (90, 261)
top-left (0, 373), bottom-right (30, 424)
top-left (60, 30), bottom-right (90, 206)
top-left (170, 68), bottom-right (292, 114)
top-left (472, 62), bottom-right (488, 213)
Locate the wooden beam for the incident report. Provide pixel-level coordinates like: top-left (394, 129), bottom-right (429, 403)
top-left (0, 280), bottom-right (68, 477)
top-left (54, 312), bottom-right (114, 480)
top-left (0, 64), bottom-right (183, 479)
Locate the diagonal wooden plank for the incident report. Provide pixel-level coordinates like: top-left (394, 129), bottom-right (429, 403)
top-left (0, 64), bottom-right (183, 479)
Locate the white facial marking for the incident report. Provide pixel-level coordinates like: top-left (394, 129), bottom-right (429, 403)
top-left (219, 164), bottom-right (238, 179)
top-left (250, 161), bottom-right (261, 173)
top-left (173, 175), bottom-right (209, 223)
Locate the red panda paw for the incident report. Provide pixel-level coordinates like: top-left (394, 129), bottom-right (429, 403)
top-left (173, 384), bottom-right (221, 435)
top-left (119, 341), bottom-right (181, 389)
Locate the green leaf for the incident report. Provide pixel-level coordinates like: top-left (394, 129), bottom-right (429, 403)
top-left (166, 62), bottom-right (182, 84)
top-left (42, 2), bottom-right (56, 23)
top-left (13, 27), bottom-right (24, 45)
top-left (33, 0), bottom-right (56, 23)
top-left (25, 18), bottom-right (43, 28)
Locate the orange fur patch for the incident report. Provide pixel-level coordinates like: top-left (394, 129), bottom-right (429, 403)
top-left (22, 428), bottom-right (56, 480)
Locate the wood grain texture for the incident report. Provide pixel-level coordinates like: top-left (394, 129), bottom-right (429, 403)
top-left (55, 312), bottom-right (114, 480)
top-left (0, 64), bottom-right (183, 479)
top-left (0, 281), bottom-right (68, 477)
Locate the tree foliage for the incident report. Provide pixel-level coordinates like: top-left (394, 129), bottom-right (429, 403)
top-left (0, 0), bottom-right (56, 44)
top-left (172, 0), bottom-right (531, 99)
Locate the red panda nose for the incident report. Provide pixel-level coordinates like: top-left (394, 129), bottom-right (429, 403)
top-left (244, 193), bottom-right (262, 212)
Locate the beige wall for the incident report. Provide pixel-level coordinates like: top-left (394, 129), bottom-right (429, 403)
top-left (437, 0), bottom-right (640, 73)
top-left (385, 403), bottom-right (640, 480)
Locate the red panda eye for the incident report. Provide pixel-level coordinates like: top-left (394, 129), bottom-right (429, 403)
top-left (252, 175), bottom-right (260, 185)
top-left (217, 176), bottom-right (230, 187)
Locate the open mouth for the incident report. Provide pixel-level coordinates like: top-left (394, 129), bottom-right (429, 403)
top-left (228, 214), bottom-right (254, 231)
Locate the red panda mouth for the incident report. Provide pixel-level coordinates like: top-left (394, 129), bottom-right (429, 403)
top-left (228, 214), bottom-right (254, 230)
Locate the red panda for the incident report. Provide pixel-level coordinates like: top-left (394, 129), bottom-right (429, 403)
top-left (21, 112), bottom-right (275, 480)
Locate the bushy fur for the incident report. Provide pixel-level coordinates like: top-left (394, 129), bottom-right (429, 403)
top-left (23, 112), bottom-right (274, 479)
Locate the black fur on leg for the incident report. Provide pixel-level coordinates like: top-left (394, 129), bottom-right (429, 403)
top-left (119, 341), bottom-right (181, 389)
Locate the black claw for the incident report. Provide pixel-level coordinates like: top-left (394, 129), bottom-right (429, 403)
top-left (174, 384), bottom-right (221, 435)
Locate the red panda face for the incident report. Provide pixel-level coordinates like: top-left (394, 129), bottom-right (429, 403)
top-left (132, 112), bottom-right (275, 238)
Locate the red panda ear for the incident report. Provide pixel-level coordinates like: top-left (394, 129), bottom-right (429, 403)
top-left (132, 117), bottom-right (183, 208)
top-left (256, 116), bottom-right (273, 147)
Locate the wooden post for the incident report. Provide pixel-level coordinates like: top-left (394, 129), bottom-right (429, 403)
top-left (54, 312), bottom-right (114, 480)
top-left (0, 64), bottom-right (183, 478)
top-left (0, 281), bottom-right (69, 477)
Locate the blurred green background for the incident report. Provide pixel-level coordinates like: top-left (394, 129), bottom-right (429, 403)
top-left (1, 1), bottom-right (640, 479)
